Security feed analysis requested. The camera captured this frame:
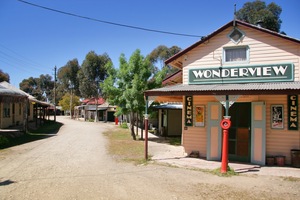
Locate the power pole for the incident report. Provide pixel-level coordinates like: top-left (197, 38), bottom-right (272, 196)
top-left (54, 66), bottom-right (57, 122)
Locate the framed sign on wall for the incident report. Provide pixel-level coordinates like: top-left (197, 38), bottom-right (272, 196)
top-left (271, 105), bottom-right (284, 129)
top-left (195, 105), bottom-right (205, 127)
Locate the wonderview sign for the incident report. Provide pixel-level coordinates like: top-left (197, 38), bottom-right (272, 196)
top-left (189, 63), bottom-right (294, 84)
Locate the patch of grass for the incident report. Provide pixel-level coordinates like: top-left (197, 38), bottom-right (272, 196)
top-left (0, 120), bottom-right (63, 149)
top-left (104, 127), bottom-right (148, 165)
top-left (210, 167), bottom-right (238, 177)
top-left (169, 137), bottom-right (181, 146)
top-left (283, 176), bottom-right (300, 182)
top-left (148, 129), bottom-right (154, 133)
top-left (0, 136), bottom-right (10, 148)
top-left (120, 122), bottom-right (128, 129)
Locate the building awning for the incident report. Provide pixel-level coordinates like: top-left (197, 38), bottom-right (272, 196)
top-left (153, 103), bottom-right (182, 110)
top-left (145, 81), bottom-right (300, 97)
top-left (0, 85), bottom-right (27, 97)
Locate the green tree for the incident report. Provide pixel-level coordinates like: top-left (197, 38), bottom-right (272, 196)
top-left (147, 45), bottom-right (181, 76)
top-left (19, 77), bottom-right (42, 99)
top-left (57, 59), bottom-right (81, 97)
top-left (0, 69), bottom-right (10, 82)
top-left (79, 51), bottom-right (111, 98)
top-left (236, 0), bottom-right (283, 33)
top-left (101, 49), bottom-right (152, 140)
top-left (38, 74), bottom-right (54, 102)
top-left (19, 74), bottom-right (54, 102)
top-left (58, 92), bottom-right (80, 114)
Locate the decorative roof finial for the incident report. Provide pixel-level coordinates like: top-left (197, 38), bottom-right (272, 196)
top-left (233, 4), bottom-right (237, 27)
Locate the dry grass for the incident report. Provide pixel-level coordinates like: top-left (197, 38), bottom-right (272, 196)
top-left (103, 127), bottom-right (148, 165)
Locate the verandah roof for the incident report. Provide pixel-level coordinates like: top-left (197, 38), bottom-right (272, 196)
top-left (0, 81), bottom-right (51, 107)
top-left (145, 81), bottom-right (300, 97)
top-left (0, 85), bottom-right (28, 102)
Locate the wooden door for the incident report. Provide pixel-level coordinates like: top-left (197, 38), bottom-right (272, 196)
top-left (251, 102), bottom-right (266, 165)
top-left (228, 103), bottom-right (251, 162)
top-left (207, 102), bottom-right (222, 160)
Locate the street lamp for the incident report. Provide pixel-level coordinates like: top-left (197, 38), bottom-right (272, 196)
top-left (69, 80), bottom-right (74, 119)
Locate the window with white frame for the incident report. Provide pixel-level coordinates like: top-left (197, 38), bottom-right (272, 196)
top-left (223, 46), bottom-right (249, 63)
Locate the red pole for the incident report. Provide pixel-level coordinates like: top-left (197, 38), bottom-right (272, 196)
top-left (144, 118), bottom-right (148, 160)
top-left (220, 118), bottom-right (231, 173)
top-left (221, 128), bottom-right (229, 173)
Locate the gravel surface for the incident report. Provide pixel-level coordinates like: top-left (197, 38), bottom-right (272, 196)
top-left (1, 116), bottom-right (300, 200)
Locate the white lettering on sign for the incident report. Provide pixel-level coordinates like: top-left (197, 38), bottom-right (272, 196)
top-left (192, 65), bottom-right (288, 79)
top-left (185, 96), bottom-right (193, 126)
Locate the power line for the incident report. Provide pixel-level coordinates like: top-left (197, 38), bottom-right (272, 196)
top-left (0, 44), bottom-right (44, 68)
top-left (17, 0), bottom-right (203, 38)
top-left (0, 45), bottom-right (49, 74)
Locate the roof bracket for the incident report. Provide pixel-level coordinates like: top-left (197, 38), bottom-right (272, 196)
top-left (214, 95), bottom-right (240, 108)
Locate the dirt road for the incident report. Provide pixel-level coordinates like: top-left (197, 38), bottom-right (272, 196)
top-left (1, 116), bottom-right (299, 200)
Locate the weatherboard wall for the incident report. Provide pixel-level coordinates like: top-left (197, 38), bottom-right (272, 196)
top-left (182, 95), bottom-right (300, 164)
top-left (263, 95), bottom-right (300, 164)
top-left (181, 25), bottom-right (300, 84)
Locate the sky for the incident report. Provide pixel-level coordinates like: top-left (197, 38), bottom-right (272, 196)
top-left (1, 0), bottom-right (299, 87)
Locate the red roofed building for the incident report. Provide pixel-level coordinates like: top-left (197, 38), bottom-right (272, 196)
top-left (75, 97), bottom-right (116, 122)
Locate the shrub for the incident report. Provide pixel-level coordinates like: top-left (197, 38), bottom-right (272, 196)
top-left (0, 135), bottom-right (10, 148)
top-left (120, 122), bottom-right (128, 129)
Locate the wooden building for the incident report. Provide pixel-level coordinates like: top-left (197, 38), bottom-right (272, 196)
top-left (145, 20), bottom-right (300, 165)
top-left (0, 84), bottom-right (27, 129)
top-left (0, 81), bottom-right (51, 131)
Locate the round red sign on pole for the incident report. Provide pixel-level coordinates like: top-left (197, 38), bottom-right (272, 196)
top-left (220, 119), bottom-right (231, 130)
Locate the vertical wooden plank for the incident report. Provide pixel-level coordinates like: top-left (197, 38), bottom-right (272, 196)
top-left (251, 102), bottom-right (266, 165)
top-left (207, 102), bottom-right (222, 160)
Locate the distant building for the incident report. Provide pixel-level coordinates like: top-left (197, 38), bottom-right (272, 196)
top-left (74, 97), bottom-right (116, 122)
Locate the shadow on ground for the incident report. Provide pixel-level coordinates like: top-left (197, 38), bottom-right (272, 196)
top-left (0, 179), bottom-right (16, 186)
top-left (0, 120), bottom-right (63, 149)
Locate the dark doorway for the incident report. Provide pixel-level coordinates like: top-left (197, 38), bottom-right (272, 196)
top-left (228, 102), bottom-right (251, 162)
top-left (107, 112), bottom-right (115, 122)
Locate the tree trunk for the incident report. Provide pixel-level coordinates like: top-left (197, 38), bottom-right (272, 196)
top-left (136, 112), bottom-right (138, 136)
top-left (141, 114), bottom-right (144, 140)
top-left (130, 112), bottom-right (136, 140)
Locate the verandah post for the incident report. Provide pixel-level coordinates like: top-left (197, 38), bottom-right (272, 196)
top-left (144, 96), bottom-right (149, 160)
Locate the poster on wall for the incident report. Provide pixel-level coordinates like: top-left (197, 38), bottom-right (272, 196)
top-left (195, 105), bottom-right (205, 127)
top-left (271, 105), bottom-right (284, 129)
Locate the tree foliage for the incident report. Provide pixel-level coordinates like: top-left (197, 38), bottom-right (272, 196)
top-left (79, 51), bottom-right (111, 98)
top-left (58, 92), bottom-right (80, 113)
top-left (57, 59), bottom-right (81, 96)
top-left (236, 0), bottom-right (283, 32)
top-left (19, 74), bottom-right (54, 102)
top-left (0, 69), bottom-right (10, 83)
top-left (147, 45), bottom-right (181, 75)
top-left (101, 49), bottom-right (152, 140)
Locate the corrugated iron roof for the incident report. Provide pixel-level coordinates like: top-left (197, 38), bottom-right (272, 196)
top-left (0, 81), bottom-right (52, 106)
top-left (145, 82), bottom-right (300, 96)
top-left (0, 85), bottom-right (27, 97)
